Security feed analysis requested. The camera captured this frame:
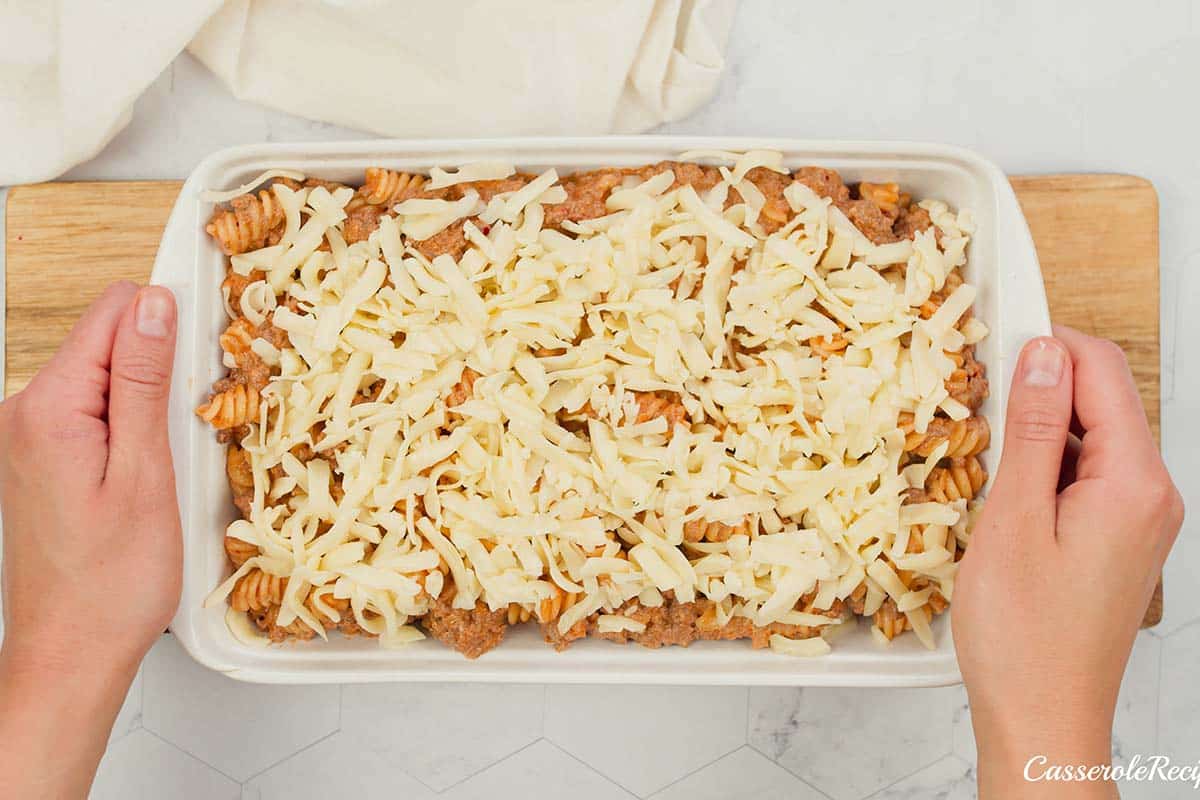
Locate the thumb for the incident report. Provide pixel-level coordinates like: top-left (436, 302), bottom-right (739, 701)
top-left (988, 336), bottom-right (1074, 517)
top-left (106, 286), bottom-right (178, 487)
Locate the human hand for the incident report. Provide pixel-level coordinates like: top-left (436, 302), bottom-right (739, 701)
top-left (953, 326), bottom-right (1183, 798)
top-left (0, 282), bottom-right (181, 799)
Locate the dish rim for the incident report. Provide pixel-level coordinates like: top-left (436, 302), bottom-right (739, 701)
top-left (154, 136), bottom-right (1051, 685)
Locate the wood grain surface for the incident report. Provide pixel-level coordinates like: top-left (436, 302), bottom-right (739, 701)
top-left (3, 175), bottom-right (1162, 624)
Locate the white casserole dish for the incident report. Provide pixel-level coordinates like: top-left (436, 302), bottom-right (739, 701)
top-left (154, 137), bottom-right (1051, 686)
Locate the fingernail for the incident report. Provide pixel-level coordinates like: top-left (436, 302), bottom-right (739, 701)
top-left (1023, 338), bottom-right (1065, 387)
top-left (135, 287), bottom-right (175, 339)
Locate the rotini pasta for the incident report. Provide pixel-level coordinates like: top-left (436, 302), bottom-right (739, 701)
top-left (857, 181), bottom-right (903, 214)
top-left (224, 535), bottom-right (258, 566)
top-left (219, 318), bottom-right (256, 364)
top-left (196, 384), bottom-right (260, 430)
top-left (231, 568), bottom-right (286, 613)
top-left (926, 456), bottom-right (987, 503)
top-left (225, 445), bottom-right (255, 517)
top-left (359, 168), bottom-right (427, 206)
top-left (446, 366), bottom-right (479, 408)
top-left (252, 605), bottom-right (317, 642)
top-left (901, 413), bottom-right (990, 458)
top-left (683, 516), bottom-right (752, 544)
top-left (873, 599), bottom-right (907, 640)
top-left (807, 333), bottom-right (849, 359)
top-left (205, 190), bottom-right (285, 256)
top-left (538, 586), bottom-right (581, 624)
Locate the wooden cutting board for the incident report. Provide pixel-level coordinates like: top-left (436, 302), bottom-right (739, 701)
top-left (2, 175), bottom-right (1162, 625)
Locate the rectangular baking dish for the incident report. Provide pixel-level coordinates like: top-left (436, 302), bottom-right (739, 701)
top-left (153, 137), bottom-right (1051, 685)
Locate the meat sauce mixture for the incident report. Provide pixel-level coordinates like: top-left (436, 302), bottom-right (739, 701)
top-left (221, 162), bottom-right (946, 658)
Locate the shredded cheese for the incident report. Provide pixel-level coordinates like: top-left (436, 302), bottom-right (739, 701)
top-left (204, 151), bottom-right (986, 655)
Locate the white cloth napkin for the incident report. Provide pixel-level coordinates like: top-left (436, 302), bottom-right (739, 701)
top-left (0, 0), bottom-right (736, 186)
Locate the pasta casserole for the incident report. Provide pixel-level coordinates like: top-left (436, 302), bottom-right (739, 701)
top-left (198, 150), bottom-right (989, 659)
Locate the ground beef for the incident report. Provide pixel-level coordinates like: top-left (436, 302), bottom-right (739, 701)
top-left (267, 442), bottom-right (314, 485)
top-left (254, 297), bottom-right (298, 351)
top-left (421, 589), bottom-right (508, 659)
top-left (846, 583), bottom-right (868, 616)
top-left (544, 595), bottom-right (840, 652)
top-left (259, 316), bottom-right (292, 351)
top-left (602, 598), bottom-right (705, 648)
top-left (792, 166), bottom-right (851, 205)
top-left (705, 615), bottom-right (829, 649)
top-left (453, 175), bottom-right (534, 202)
top-left (222, 269), bottom-right (265, 309)
top-left (343, 204), bottom-right (387, 244)
top-left (252, 606), bottom-right (317, 643)
top-left (903, 487), bottom-right (931, 505)
top-left (792, 166), bottom-right (906, 244)
top-left (542, 168), bottom-right (625, 228)
top-left (541, 616), bottom-right (590, 650)
top-left (414, 223), bottom-right (471, 261)
top-left (351, 380), bottom-right (385, 406)
top-left (632, 161), bottom-right (722, 193)
top-left (841, 198), bottom-right (901, 244)
top-left (239, 356), bottom-right (271, 392)
top-left (947, 347), bottom-right (989, 411)
top-left (730, 167), bottom-right (793, 232)
top-left (303, 177), bottom-right (352, 194)
top-left (893, 204), bottom-right (934, 240)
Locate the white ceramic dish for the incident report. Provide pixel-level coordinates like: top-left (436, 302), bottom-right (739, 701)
top-left (153, 137), bottom-right (1050, 685)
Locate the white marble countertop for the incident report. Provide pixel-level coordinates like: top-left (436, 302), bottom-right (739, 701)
top-left (16, 2), bottom-right (1200, 798)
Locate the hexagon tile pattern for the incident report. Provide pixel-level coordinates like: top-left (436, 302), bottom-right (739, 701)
top-left (1111, 632), bottom-right (1163, 769)
top-left (870, 755), bottom-right (975, 799)
top-left (243, 732), bottom-right (437, 800)
top-left (142, 637), bottom-right (340, 782)
top-left (749, 686), bottom-right (957, 800)
top-left (443, 739), bottom-right (634, 800)
top-left (109, 665), bottom-right (143, 745)
top-left (339, 682), bottom-right (544, 791)
top-left (545, 685), bottom-right (748, 797)
top-left (648, 746), bottom-right (826, 800)
top-left (90, 729), bottom-right (240, 800)
top-left (1160, 622), bottom-right (1200, 762)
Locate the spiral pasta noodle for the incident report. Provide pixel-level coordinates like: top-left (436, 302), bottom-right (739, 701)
top-left (807, 333), bottom-right (849, 359)
top-left (305, 589), bottom-right (351, 628)
top-left (252, 605), bottom-right (318, 642)
top-left (874, 599), bottom-right (907, 640)
top-left (926, 456), bottom-right (987, 503)
top-left (225, 445), bottom-right (253, 490)
top-left (219, 318), bottom-right (256, 364)
top-left (901, 413), bottom-right (990, 458)
top-left (359, 168), bottom-right (427, 206)
top-left (857, 181), bottom-right (904, 214)
top-left (446, 366), bottom-right (480, 408)
top-left (683, 516), bottom-right (751, 544)
top-left (205, 190), bottom-right (285, 256)
top-left (224, 535), bottom-right (258, 567)
top-left (196, 384), bottom-right (260, 430)
top-left (231, 568), bottom-right (286, 612)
